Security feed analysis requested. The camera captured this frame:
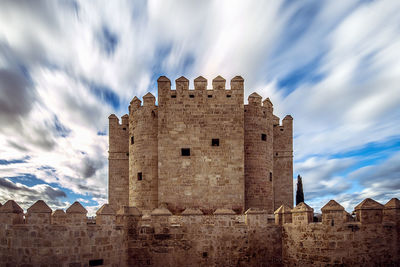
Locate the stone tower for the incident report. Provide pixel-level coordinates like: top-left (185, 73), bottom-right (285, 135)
top-left (108, 75), bottom-right (293, 213)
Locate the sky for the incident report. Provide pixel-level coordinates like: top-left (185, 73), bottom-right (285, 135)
top-left (0, 0), bottom-right (399, 215)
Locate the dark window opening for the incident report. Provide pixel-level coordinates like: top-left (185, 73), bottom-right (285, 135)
top-left (275, 152), bottom-right (278, 156)
top-left (261, 133), bottom-right (267, 141)
top-left (137, 172), bottom-right (142, 181)
top-left (212, 139), bottom-right (220, 146)
top-left (208, 95), bottom-right (212, 98)
top-left (126, 152), bottom-right (129, 156)
top-left (269, 172), bottom-right (272, 182)
top-left (226, 95), bottom-right (231, 98)
top-left (171, 95), bottom-right (177, 98)
top-left (181, 148), bottom-right (190, 156)
top-left (189, 94), bottom-right (195, 98)
top-left (280, 128), bottom-right (284, 131)
top-left (122, 127), bottom-right (126, 131)
top-left (89, 259), bottom-right (104, 266)
top-left (131, 136), bottom-right (134, 144)
top-left (202, 252), bottom-right (208, 258)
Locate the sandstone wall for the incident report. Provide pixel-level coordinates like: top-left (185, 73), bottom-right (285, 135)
top-left (108, 114), bottom-right (129, 212)
top-left (156, 76), bottom-right (245, 213)
top-left (244, 95), bottom-right (274, 212)
top-left (129, 94), bottom-right (159, 211)
top-left (273, 115), bottom-right (293, 209)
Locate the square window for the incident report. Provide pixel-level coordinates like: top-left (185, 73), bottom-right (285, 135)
top-left (261, 134), bottom-right (267, 141)
top-left (181, 148), bottom-right (190, 156)
top-left (131, 136), bottom-right (134, 144)
top-left (212, 139), bottom-right (219, 146)
top-left (137, 172), bottom-right (142, 181)
top-left (189, 94), bottom-right (195, 98)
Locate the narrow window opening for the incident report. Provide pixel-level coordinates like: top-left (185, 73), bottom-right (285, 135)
top-left (269, 172), bottom-right (272, 182)
top-left (331, 219), bottom-right (335, 226)
top-left (131, 136), bottom-right (134, 145)
top-left (189, 94), bottom-right (195, 98)
top-left (226, 95), bottom-right (231, 98)
top-left (275, 152), bottom-right (278, 156)
top-left (261, 134), bottom-right (267, 141)
top-left (171, 95), bottom-right (177, 98)
top-left (181, 148), bottom-right (190, 156)
top-left (208, 95), bottom-right (212, 98)
top-left (137, 172), bottom-right (142, 181)
top-left (122, 127), bottom-right (126, 131)
top-left (126, 152), bottom-right (129, 156)
top-left (280, 128), bottom-right (284, 131)
top-left (202, 252), bottom-right (208, 258)
top-left (89, 259), bottom-right (104, 266)
top-left (212, 139), bottom-right (220, 146)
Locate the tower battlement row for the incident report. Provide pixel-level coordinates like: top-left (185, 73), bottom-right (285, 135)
top-left (109, 75), bottom-right (293, 214)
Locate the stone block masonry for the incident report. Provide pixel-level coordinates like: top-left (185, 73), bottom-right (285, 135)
top-left (0, 198), bottom-right (399, 266)
top-left (109, 75), bottom-right (294, 214)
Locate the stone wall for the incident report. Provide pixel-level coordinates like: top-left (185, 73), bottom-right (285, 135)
top-left (156, 76), bottom-right (245, 213)
top-left (0, 198), bottom-right (399, 266)
top-left (108, 114), bottom-right (129, 212)
top-left (277, 198), bottom-right (400, 266)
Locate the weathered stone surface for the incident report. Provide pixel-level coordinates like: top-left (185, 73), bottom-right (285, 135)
top-left (66, 201), bottom-right (87, 214)
top-left (0, 200), bottom-right (23, 213)
top-left (321, 199), bottom-right (345, 212)
top-left (27, 200), bottom-right (52, 213)
top-left (96, 204), bottom-right (116, 215)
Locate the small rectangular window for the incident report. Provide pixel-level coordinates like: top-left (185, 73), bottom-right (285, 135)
top-left (261, 134), bottom-right (267, 141)
top-left (131, 136), bottom-right (134, 144)
top-left (171, 95), bottom-right (177, 98)
top-left (137, 172), bottom-right (142, 181)
top-left (89, 259), bottom-right (104, 266)
top-left (212, 139), bottom-right (219, 146)
top-left (122, 127), bottom-right (126, 131)
top-left (181, 148), bottom-right (190, 156)
top-left (189, 94), bottom-right (195, 98)
top-left (208, 95), bottom-right (212, 98)
top-left (226, 95), bottom-right (231, 98)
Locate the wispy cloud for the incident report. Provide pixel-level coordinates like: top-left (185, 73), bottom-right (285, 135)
top-left (0, 0), bottom-right (399, 214)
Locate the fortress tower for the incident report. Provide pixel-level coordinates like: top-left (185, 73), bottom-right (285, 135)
top-left (108, 76), bottom-right (293, 213)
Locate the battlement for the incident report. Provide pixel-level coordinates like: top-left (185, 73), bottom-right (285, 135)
top-left (1, 198), bottom-right (399, 266)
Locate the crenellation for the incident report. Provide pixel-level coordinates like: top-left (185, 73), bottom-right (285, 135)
top-left (26, 200), bottom-right (52, 224)
top-left (212, 75), bottom-right (226, 90)
top-left (194, 75), bottom-right (207, 90)
top-left (175, 76), bottom-right (189, 92)
top-left (0, 198), bottom-right (399, 266)
top-left (354, 198), bottom-right (384, 224)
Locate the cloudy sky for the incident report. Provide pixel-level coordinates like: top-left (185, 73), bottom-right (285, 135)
top-left (0, 0), bottom-right (399, 215)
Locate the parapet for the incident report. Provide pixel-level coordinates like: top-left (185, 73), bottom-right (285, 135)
top-left (321, 200), bottom-right (346, 226)
top-left (384, 198), bottom-right (400, 222)
top-left (194, 76), bottom-right (207, 90)
top-left (274, 204), bottom-right (292, 225)
top-left (142, 92), bottom-right (156, 106)
top-left (0, 200), bottom-right (24, 224)
top-left (66, 201), bottom-right (88, 225)
top-left (354, 198), bottom-right (384, 224)
top-left (291, 202), bottom-right (313, 225)
top-left (26, 200), bottom-right (52, 224)
top-left (212, 75), bottom-right (226, 90)
top-left (96, 204), bottom-right (116, 225)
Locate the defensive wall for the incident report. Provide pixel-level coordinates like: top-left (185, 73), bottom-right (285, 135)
top-left (0, 197), bottom-right (399, 266)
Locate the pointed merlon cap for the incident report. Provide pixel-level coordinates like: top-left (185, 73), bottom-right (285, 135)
top-left (384, 198), bottom-right (400, 209)
top-left (321, 200), bottom-right (345, 212)
top-left (274, 204), bottom-right (292, 214)
top-left (52, 209), bottom-right (66, 217)
top-left (143, 92), bottom-right (156, 106)
top-left (248, 92), bottom-right (262, 105)
top-left (121, 114), bottom-right (129, 125)
top-left (108, 114), bottom-right (118, 120)
top-left (283, 115), bottom-right (293, 120)
top-left (176, 76), bottom-right (189, 91)
top-left (130, 96), bottom-right (141, 105)
top-left (27, 200), bottom-right (52, 213)
top-left (213, 208), bottom-right (236, 215)
top-left (354, 198), bottom-right (384, 210)
top-left (181, 208), bottom-right (203, 215)
top-left (212, 75), bottom-right (226, 90)
top-left (151, 206), bottom-right (172, 216)
top-left (230, 76), bottom-right (244, 90)
top-left (157, 76), bottom-right (170, 82)
top-left (96, 204), bottom-right (116, 215)
top-left (66, 201), bottom-right (87, 214)
top-left (263, 97), bottom-right (273, 107)
top-left (0, 200), bottom-right (23, 213)
top-left (194, 76), bottom-right (207, 90)
top-left (245, 208), bottom-right (267, 215)
top-left (292, 202), bottom-right (313, 213)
